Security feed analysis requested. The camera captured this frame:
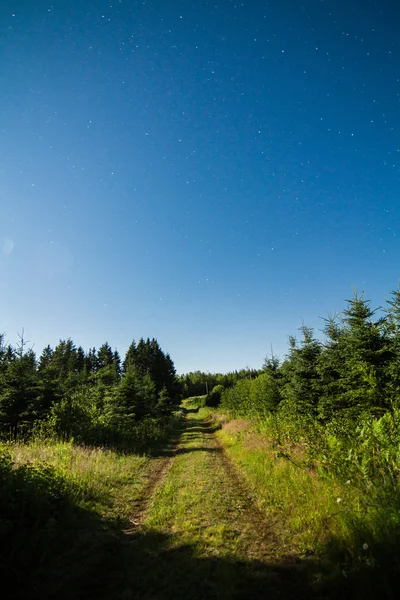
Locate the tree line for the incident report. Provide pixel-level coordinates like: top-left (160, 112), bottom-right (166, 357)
top-left (178, 368), bottom-right (260, 399)
top-left (0, 335), bottom-right (180, 445)
top-left (220, 289), bottom-right (400, 425)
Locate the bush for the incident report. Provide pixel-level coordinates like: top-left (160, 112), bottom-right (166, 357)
top-left (206, 385), bottom-right (225, 407)
top-left (0, 443), bottom-right (75, 589)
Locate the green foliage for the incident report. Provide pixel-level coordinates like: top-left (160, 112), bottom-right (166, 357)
top-left (206, 384), bottom-right (225, 407)
top-left (317, 294), bottom-right (390, 422)
top-left (215, 286), bottom-right (400, 582)
top-left (125, 338), bottom-right (180, 404)
top-left (216, 413), bottom-right (400, 592)
top-left (280, 326), bottom-right (322, 419)
top-left (0, 436), bottom-right (174, 595)
top-left (179, 368), bottom-right (260, 398)
top-left (220, 371), bottom-right (281, 418)
top-left (0, 442), bottom-right (74, 588)
top-left (0, 349), bottom-right (39, 438)
top-left (0, 332), bottom-right (180, 447)
top-left (220, 288), bottom-right (400, 426)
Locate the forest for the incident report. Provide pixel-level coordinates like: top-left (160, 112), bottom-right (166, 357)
top-left (1, 287), bottom-right (400, 598)
top-left (0, 336), bottom-right (181, 445)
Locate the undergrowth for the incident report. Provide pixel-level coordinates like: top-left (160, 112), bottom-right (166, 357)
top-left (0, 412), bottom-right (183, 598)
top-left (207, 404), bottom-right (400, 597)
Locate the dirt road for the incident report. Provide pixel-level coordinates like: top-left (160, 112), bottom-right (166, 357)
top-left (43, 410), bottom-right (323, 600)
top-left (118, 410), bottom-right (319, 599)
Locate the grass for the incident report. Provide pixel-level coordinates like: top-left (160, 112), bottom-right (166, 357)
top-left (9, 439), bottom-right (150, 520)
top-left (3, 399), bottom-right (398, 598)
top-left (0, 413), bottom-right (184, 599)
top-left (3, 403), bottom-right (316, 599)
top-left (145, 410), bottom-right (243, 556)
top-left (132, 405), bottom-right (317, 599)
top-left (0, 440), bottom-right (153, 597)
top-left (210, 406), bottom-right (400, 597)
top-left (215, 418), bottom-right (347, 553)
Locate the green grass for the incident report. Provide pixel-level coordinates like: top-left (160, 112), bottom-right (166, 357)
top-left (145, 410), bottom-right (242, 556)
top-left (215, 420), bottom-right (347, 553)
top-left (3, 400), bottom-right (398, 599)
top-left (0, 440), bottom-right (155, 597)
top-left (131, 408), bottom-right (317, 599)
top-left (211, 408), bottom-right (400, 597)
top-left (0, 412), bottom-right (184, 600)
top-left (8, 439), bottom-right (150, 519)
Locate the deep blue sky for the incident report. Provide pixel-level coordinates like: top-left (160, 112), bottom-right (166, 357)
top-left (1, 0), bottom-right (399, 373)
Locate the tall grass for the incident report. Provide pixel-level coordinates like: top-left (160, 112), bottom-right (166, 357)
top-left (213, 407), bottom-right (400, 592)
top-left (0, 411), bottom-right (184, 596)
top-left (0, 439), bottom-right (147, 590)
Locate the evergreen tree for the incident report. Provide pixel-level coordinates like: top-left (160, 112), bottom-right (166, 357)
top-left (319, 293), bottom-right (389, 421)
top-left (281, 326), bottom-right (322, 419)
top-left (76, 346), bottom-right (86, 373)
top-left (0, 348), bottom-right (39, 438)
top-left (97, 342), bottom-right (114, 369)
top-left (96, 343), bottom-right (120, 386)
top-left (113, 350), bottom-right (121, 375)
top-left (123, 341), bottom-right (137, 373)
top-left (317, 314), bottom-right (346, 421)
top-left (37, 345), bottom-right (61, 418)
top-left (85, 348), bottom-right (98, 375)
top-left (124, 338), bottom-right (179, 404)
top-left (383, 286), bottom-right (400, 407)
top-left (156, 386), bottom-right (174, 415)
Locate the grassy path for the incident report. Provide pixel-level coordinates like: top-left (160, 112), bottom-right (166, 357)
top-left (33, 410), bottom-right (324, 599)
top-left (87, 409), bottom-right (319, 600)
top-left (145, 409), bottom-right (286, 563)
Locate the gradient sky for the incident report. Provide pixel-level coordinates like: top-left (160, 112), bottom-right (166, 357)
top-left (1, 0), bottom-right (399, 373)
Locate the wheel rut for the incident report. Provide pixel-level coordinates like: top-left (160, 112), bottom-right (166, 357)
top-left (125, 428), bottom-right (184, 533)
top-left (176, 413), bottom-right (292, 563)
top-left (134, 410), bottom-right (318, 599)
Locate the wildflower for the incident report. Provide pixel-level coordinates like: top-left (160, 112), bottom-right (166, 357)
top-left (346, 480), bottom-right (351, 485)
top-left (363, 543), bottom-right (368, 550)
top-left (337, 497), bottom-right (342, 503)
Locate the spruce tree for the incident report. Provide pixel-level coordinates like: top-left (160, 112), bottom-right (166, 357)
top-left (0, 348), bottom-right (39, 438)
top-left (280, 326), bottom-right (322, 419)
top-left (382, 286), bottom-right (400, 407)
top-left (319, 292), bottom-right (389, 422)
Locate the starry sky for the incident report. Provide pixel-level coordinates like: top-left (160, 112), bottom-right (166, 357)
top-left (1, 0), bottom-right (399, 373)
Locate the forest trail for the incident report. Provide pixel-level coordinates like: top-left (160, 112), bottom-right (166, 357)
top-left (106, 409), bottom-right (319, 600)
top-left (142, 410), bottom-right (287, 563)
top-left (39, 409), bottom-right (322, 600)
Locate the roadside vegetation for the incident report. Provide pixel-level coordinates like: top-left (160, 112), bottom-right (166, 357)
top-left (2, 286), bottom-right (400, 598)
top-left (211, 287), bottom-right (400, 596)
top-left (0, 334), bottom-right (183, 597)
top-left (0, 417), bottom-right (184, 598)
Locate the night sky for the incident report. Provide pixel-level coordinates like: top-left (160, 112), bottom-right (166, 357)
top-left (1, 0), bottom-right (399, 373)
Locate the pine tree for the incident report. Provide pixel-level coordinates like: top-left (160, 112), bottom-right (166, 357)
top-left (123, 341), bottom-right (137, 373)
top-left (123, 338), bottom-right (179, 405)
top-left (317, 314), bottom-right (346, 421)
top-left (319, 292), bottom-right (389, 421)
top-left (96, 343), bottom-right (120, 386)
top-left (76, 346), bottom-right (86, 373)
top-left (280, 325), bottom-right (322, 419)
top-left (382, 286), bottom-right (400, 407)
top-left (37, 345), bottom-right (61, 418)
top-left (0, 347), bottom-right (39, 438)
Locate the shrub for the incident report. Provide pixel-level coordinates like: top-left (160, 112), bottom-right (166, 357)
top-left (206, 385), bottom-right (225, 407)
